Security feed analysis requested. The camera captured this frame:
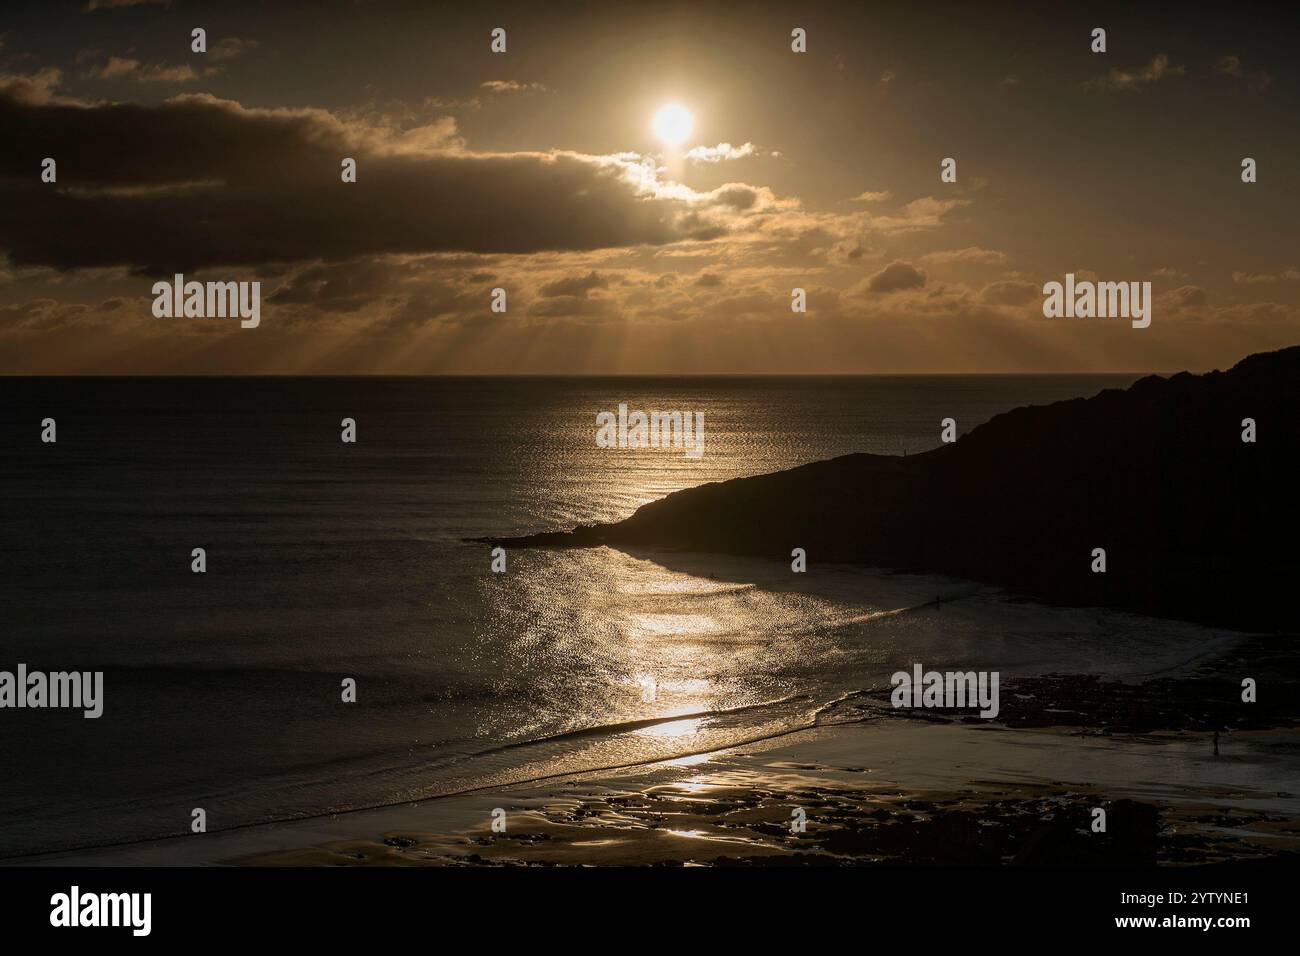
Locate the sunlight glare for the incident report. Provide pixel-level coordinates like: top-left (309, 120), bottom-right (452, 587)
top-left (652, 103), bottom-right (694, 147)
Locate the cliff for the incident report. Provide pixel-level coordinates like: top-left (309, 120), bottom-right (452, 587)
top-left (488, 347), bottom-right (1300, 631)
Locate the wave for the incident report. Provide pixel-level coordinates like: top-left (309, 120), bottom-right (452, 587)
top-left (456, 693), bottom-right (814, 759)
top-left (2, 688), bottom-right (869, 863)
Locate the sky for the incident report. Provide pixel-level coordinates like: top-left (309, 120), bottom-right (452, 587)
top-left (1, 0), bottom-right (1297, 374)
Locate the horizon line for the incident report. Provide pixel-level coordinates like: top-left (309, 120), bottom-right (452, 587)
top-left (1, 370), bottom-right (1176, 380)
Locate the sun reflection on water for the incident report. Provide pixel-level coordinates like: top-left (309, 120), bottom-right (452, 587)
top-left (628, 612), bottom-right (725, 637)
top-left (635, 717), bottom-right (703, 739)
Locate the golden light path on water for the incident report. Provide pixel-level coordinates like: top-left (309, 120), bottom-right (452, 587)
top-left (443, 408), bottom-right (1239, 807)
top-left (455, 544), bottom-right (841, 792)
top-left (447, 532), bottom-right (1237, 806)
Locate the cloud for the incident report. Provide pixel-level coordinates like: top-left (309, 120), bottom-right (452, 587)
top-left (1216, 55), bottom-right (1244, 78)
top-left (1162, 285), bottom-right (1208, 308)
top-left (525, 270), bottom-right (623, 320)
top-left (1085, 54), bottom-right (1184, 93)
top-left (210, 38), bottom-right (257, 64)
top-left (0, 297), bottom-right (93, 330)
top-left (85, 57), bottom-right (209, 83)
top-left (258, 256), bottom-right (499, 333)
top-left (134, 63), bottom-right (204, 83)
top-left (979, 280), bottom-right (1037, 306)
top-left (0, 69), bottom-right (69, 105)
top-left (922, 246), bottom-right (1008, 266)
top-left (88, 56), bottom-right (140, 80)
top-left (707, 184), bottom-right (760, 210)
top-left (1232, 267), bottom-right (1299, 284)
top-left (1215, 55), bottom-right (1271, 91)
top-left (267, 259), bottom-right (405, 313)
top-left (425, 81), bottom-right (552, 112)
top-left (867, 260), bottom-right (926, 293)
top-left (850, 190), bottom-right (892, 203)
top-left (864, 196), bottom-right (971, 233)
top-left (539, 271), bottom-right (608, 297)
top-left (0, 77), bottom-right (788, 273)
top-left (684, 142), bottom-right (756, 163)
top-left (479, 80), bottom-right (550, 94)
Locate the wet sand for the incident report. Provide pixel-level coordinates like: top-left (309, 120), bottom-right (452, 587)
top-left (227, 716), bottom-right (1300, 867)
top-left (20, 631), bottom-right (1298, 868)
top-left (27, 664), bottom-right (1296, 868)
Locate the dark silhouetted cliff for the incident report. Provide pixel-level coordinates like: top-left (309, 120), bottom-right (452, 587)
top-left (489, 347), bottom-right (1300, 630)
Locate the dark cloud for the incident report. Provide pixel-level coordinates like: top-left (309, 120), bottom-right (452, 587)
top-left (267, 259), bottom-right (401, 313)
top-left (710, 185), bottom-right (759, 211)
top-left (867, 260), bottom-right (926, 293)
top-left (671, 210), bottom-right (729, 241)
top-left (539, 271), bottom-right (608, 297)
top-left (0, 80), bottom-right (701, 274)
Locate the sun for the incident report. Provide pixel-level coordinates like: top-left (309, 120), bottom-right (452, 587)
top-left (651, 103), bottom-right (694, 148)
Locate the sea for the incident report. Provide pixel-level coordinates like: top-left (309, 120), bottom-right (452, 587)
top-left (0, 374), bottom-right (1230, 858)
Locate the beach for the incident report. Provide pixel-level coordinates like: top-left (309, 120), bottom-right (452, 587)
top-left (28, 633), bottom-right (1299, 868)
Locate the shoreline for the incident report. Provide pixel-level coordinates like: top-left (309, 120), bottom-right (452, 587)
top-left (25, 674), bottom-right (1299, 868)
